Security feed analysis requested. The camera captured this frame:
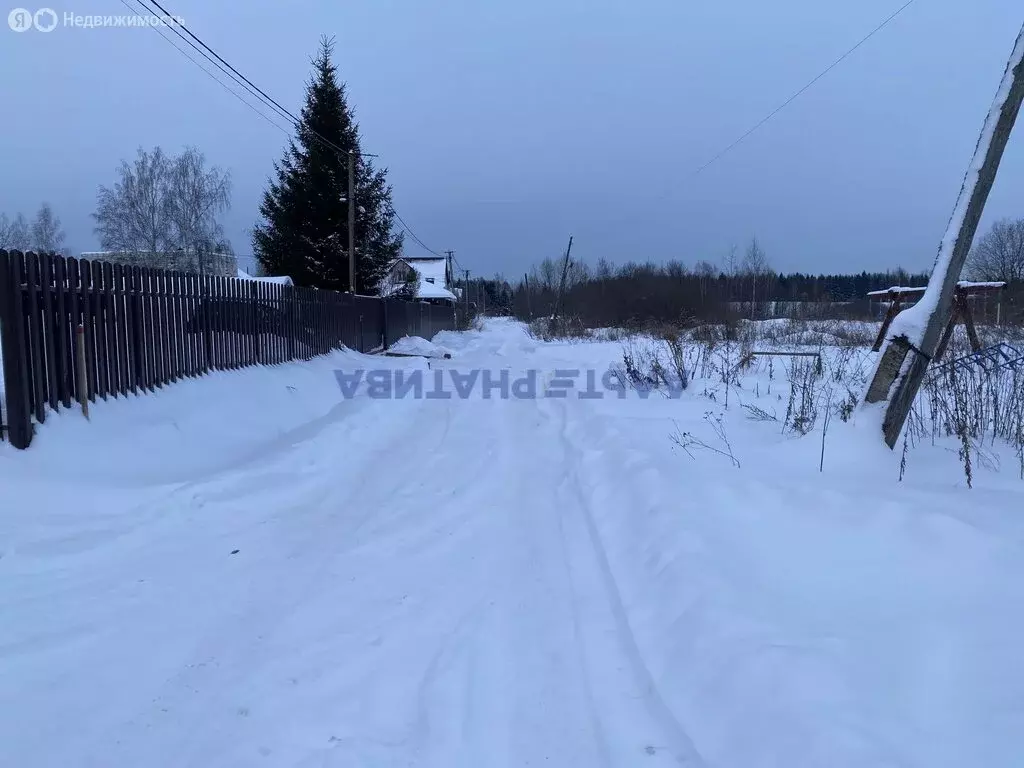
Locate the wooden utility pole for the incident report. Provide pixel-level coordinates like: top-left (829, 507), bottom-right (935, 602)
top-left (552, 235), bottom-right (573, 322)
top-left (866, 26), bottom-right (1024, 448)
top-left (444, 250), bottom-right (455, 291)
top-left (463, 268), bottom-right (470, 318)
top-left (348, 151), bottom-right (356, 293)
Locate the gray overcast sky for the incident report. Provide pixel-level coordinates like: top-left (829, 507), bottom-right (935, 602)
top-left (2, 1), bottom-right (1022, 277)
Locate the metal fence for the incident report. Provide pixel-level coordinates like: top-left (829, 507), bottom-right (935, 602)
top-left (0, 250), bottom-right (455, 449)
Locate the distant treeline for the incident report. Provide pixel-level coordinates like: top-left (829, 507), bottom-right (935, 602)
top-left (459, 261), bottom-right (1023, 329)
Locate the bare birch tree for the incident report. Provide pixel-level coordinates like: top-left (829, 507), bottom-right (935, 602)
top-left (967, 218), bottom-right (1024, 282)
top-left (94, 146), bottom-right (175, 265)
top-left (166, 147), bottom-right (232, 276)
top-left (31, 203), bottom-right (66, 254)
top-left (94, 146), bottom-right (232, 273)
top-left (742, 238), bottom-right (772, 318)
top-left (8, 213), bottom-right (30, 251)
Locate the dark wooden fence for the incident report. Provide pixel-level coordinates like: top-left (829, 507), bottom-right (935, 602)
top-left (0, 250), bottom-right (455, 449)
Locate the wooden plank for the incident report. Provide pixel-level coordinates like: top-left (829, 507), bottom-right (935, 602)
top-left (248, 279), bottom-right (257, 365)
top-left (181, 271), bottom-right (190, 375)
top-left (54, 256), bottom-right (72, 408)
top-left (244, 278), bottom-right (254, 366)
top-left (198, 273), bottom-right (209, 373)
top-left (79, 259), bottom-right (97, 401)
top-left (209, 274), bottom-right (219, 370)
top-left (168, 271), bottom-right (180, 381)
top-left (66, 258), bottom-right (81, 403)
top-left (90, 260), bottom-right (109, 400)
top-left (267, 282), bottom-right (275, 363)
top-left (167, 270), bottom-right (177, 380)
top-left (168, 270), bottom-right (180, 381)
top-left (960, 293), bottom-right (982, 351)
top-left (102, 261), bottom-right (121, 397)
top-left (205, 274), bottom-right (215, 371)
top-left (184, 272), bottom-right (196, 376)
top-left (285, 285), bottom-right (295, 361)
top-left (316, 290), bottom-right (324, 356)
top-left (238, 277), bottom-right (246, 367)
top-left (230, 276), bottom-right (240, 369)
top-left (0, 251), bottom-right (34, 447)
top-left (112, 264), bottom-right (129, 397)
top-left (216, 275), bottom-right (226, 370)
top-left (266, 280), bottom-right (274, 364)
top-left (178, 271), bottom-right (188, 377)
top-left (271, 281), bottom-right (279, 363)
top-left (154, 269), bottom-right (167, 386)
top-left (39, 253), bottom-right (60, 412)
top-left (328, 291), bottom-right (336, 352)
top-left (142, 267), bottom-right (158, 390)
top-left (223, 275), bottom-right (231, 369)
top-left (126, 266), bottom-right (141, 393)
top-left (270, 283), bottom-right (279, 363)
top-left (134, 267), bottom-right (147, 390)
top-left (179, 272), bottom-right (191, 377)
top-left (24, 253), bottom-right (46, 422)
top-left (872, 298), bottom-right (901, 352)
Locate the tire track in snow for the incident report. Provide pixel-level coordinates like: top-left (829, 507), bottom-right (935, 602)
top-left (93, 395), bottom-right (497, 767)
top-left (538, 393), bottom-right (707, 767)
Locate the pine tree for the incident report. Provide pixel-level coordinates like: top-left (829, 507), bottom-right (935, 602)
top-left (253, 37), bottom-right (403, 292)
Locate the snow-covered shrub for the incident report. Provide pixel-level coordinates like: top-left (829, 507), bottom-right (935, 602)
top-left (783, 357), bottom-right (821, 435)
top-left (528, 315), bottom-right (591, 341)
top-left (909, 359), bottom-right (1024, 484)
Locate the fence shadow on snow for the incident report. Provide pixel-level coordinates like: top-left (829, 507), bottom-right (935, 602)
top-left (0, 250), bottom-right (454, 449)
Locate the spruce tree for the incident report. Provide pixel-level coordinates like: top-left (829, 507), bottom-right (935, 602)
top-left (253, 36), bottom-right (403, 292)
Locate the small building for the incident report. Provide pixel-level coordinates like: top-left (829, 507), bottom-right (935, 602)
top-left (380, 256), bottom-right (457, 304)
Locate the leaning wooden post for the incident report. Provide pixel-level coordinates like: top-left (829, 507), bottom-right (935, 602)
top-left (959, 292), bottom-right (982, 351)
top-left (872, 292), bottom-right (902, 351)
top-left (865, 25), bottom-right (1024, 448)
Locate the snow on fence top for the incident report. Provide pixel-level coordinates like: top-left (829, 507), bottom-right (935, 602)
top-left (236, 268), bottom-right (294, 286)
top-left (866, 281), bottom-right (1007, 298)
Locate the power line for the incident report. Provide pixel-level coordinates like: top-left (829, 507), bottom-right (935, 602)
top-left (694, 0), bottom-right (916, 175)
top-left (388, 206), bottom-right (443, 257)
top-left (119, 0), bottom-right (294, 137)
top-left (144, 0), bottom-right (303, 126)
top-left (137, 0), bottom-right (378, 159)
top-left (133, 0), bottom-right (378, 161)
top-left (127, 0), bottom-right (433, 252)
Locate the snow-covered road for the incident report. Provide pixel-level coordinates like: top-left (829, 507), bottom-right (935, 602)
top-left (3, 320), bottom-right (1023, 767)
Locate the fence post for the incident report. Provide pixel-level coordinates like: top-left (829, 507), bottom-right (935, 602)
top-left (54, 255), bottom-right (72, 408)
top-left (0, 251), bottom-right (33, 448)
top-left (382, 299), bottom-right (389, 351)
top-left (250, 280), bottom-right (259, 365)
top-left (40, 253), bottom-right (59, 413)
top-left (202, 274), bottom-right (213, 373)
top-left (287, 285), bottom-right (296, 362)
top-left (25, 253), bottom-right (46, 424)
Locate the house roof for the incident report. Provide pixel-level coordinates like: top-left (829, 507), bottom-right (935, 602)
top-left (383, 257), bottom-right (457, 301)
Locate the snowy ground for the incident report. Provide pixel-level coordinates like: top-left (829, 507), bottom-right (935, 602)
top-left (2, 319), bottom-right (1023, 767)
